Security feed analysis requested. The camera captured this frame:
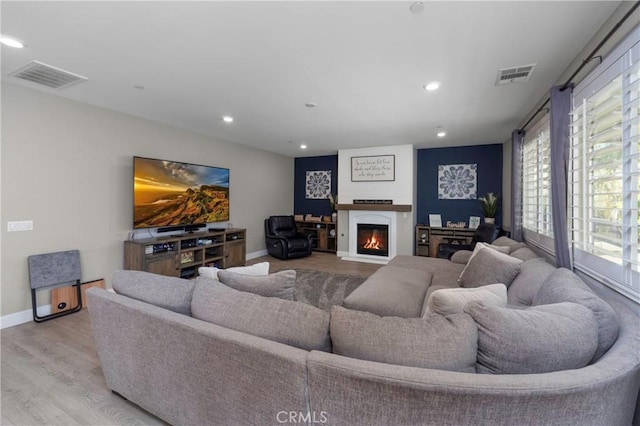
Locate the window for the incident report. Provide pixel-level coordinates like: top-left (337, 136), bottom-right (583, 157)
top-left (521, 113), bottom-right (555, 252)
top-left (570, 29), bottom-right (639, 302)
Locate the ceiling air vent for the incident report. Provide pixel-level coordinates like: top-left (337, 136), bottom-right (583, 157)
top-left (9, 60), bottom-right (88, 89)
top-left (495, 63), bottom-right (536, 86)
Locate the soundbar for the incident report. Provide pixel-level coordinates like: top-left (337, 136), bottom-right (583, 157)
top-left (157, 223), bottom-right (206, 234)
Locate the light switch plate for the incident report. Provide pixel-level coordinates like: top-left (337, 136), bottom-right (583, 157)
top-left (7, 220), bottom-right (33, 232)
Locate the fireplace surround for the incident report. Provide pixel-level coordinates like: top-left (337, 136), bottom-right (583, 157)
top-left (356, 223), bottom-right (389, 257)
top-left (346, 210), bottom-right (397, 263)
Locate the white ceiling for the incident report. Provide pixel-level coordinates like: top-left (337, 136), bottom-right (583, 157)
top-left (1, 1), bottom-right (622, 157)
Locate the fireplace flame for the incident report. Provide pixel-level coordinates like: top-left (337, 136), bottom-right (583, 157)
top-left (363, 230), bottom-right (384, 250)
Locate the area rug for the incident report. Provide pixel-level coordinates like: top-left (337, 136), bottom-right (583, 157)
top-left (293, 268), bottom-right (367, 311)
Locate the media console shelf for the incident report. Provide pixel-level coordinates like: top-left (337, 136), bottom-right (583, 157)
top-left (124, 228), bottom-right (246, 279)
top-left (295, 220), bottom-right (337, 253)
top-left (415, 225), bottom-right (475, 257)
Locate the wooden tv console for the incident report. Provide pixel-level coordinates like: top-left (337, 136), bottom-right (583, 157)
top-left (124, 228), bottom-right (246, 279)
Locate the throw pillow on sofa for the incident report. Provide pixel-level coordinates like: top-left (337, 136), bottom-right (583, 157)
top-left (198, 261), bottom-right (269, 280)
top-left (424, 284), bottom-right (507, 316)
top-left (464, 301), bottom-right (598, 374)
top-left (330, 306), bottom-right (477, 373)
top-left (533, 268), bottom-right (619, 362)
top-left (216, 269), bottom-right (296, 300)
top-left (111, 269), bottom-right (195, 316)
top-left (191, 279), bottom-right (331, 352)
top-left (458, 246), bottom-right (522, 288)
top-left (451, 244), bottom-right (510, 265)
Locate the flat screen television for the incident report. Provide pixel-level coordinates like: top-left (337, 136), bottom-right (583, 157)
top-left (133, 156), bottom-right (230, 230)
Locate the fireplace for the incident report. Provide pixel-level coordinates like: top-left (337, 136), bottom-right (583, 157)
top-left (357, 224), bottom-right (389, 257)
top-left (346, 210), bottom-right (396, 263)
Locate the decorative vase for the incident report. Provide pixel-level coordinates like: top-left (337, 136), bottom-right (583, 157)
top-left (331, 212), bottom-right (337, 222)
top-left (484, 217), bottom-right (495, 224)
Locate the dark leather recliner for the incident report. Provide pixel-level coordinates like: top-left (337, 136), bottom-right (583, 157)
top-left (437, 223), bottom-right (502, 259)
top-left (265, 215), bottom-right (313, 260)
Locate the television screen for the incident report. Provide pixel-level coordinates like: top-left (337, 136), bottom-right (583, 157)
top-left (133, 156), bottom-right (230, 229)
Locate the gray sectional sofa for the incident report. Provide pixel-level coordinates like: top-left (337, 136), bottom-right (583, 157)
top-left (87, 237), bottom-right (640, 425)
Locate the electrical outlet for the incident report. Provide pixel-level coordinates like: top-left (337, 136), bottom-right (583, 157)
top-left (7, 220), bottom-right (33, 232)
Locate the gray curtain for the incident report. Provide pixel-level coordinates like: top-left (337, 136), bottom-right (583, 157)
top-left (510, 130), bottom-right (524, 242)
top-left (549, 85), bottom-right (573, 268)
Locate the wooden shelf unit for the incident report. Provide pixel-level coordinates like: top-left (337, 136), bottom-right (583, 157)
top-left (295, 220), bottom-right (337, 253)
top-left (124, 228), bottom-right (246, 279)
top-left (415, 225), bottom-right (476, 257)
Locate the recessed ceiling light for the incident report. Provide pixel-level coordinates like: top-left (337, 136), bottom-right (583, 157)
top-left (437, 131), bottom-right (447, 138)
top-left (300, 144), bottom-right (308, 150)
top-left (0, 36), bottom-right (24, 48)
top-left (222, 115), bottom-right (234, 123)
top-left (424, 82), bottom-right (440, 91)
top-left (409, 2), bottom-right (424, 14)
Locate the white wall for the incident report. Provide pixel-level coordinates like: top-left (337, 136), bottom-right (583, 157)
top-left (336, 144), bottom-right (415, 256)
top-left (1, 83), bottom-right (294, 319)
top-left (338, 144), bottom-right (414, 205)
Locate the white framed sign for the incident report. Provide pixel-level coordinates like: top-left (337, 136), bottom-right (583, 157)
top-left (351, 155), bottom-right (395, 182)
top-left (429, 214), bottom-right (443, 228)
top-left (469, 216), bottom-right (481, 229)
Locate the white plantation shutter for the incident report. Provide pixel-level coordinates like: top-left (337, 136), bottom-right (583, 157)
top-left (521, 113), bottom-right (555, 253)
top-left (570, 28), bottom-right (639, 302)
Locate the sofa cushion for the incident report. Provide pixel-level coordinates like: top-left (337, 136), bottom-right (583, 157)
top-left (464, 301), bottom-right (598, 374)
top-left (342, 266), bottom-right (431, 318)
top-left (450, 250), bottom-right (472, 264)
top-left (534, 268), bottom-right (619, 361)
top-left (459, 246), bottom-right (522, 288)
top-left (425, 284), bottom-right (507, 316)
top-left (509, 247), bottom-right (540, 262)
top-left (198, 261), bottom-right (269, 280)
top-left (191, 279), bottom-right (331, 352)
top-left (491, 236), bottom-right (528, 253)
top-left (507, 258), bottom-right (557, 306)
top-left (112, 270), bottom-right (195, 315)
top-left (330, 306), bottom-right (477, 373)
top-left (217, 269), bottom-right (295, 300)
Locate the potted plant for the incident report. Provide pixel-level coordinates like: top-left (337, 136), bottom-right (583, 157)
top-left (328, 193), bottom-right (338, 222)
top-left (479, 192), bottom-right (499, 224)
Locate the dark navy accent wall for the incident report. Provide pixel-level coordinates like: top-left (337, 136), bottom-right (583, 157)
top-left (417, 144), bottom-right (503, 226)
top-left (294, 155), bottom-right (338, 216)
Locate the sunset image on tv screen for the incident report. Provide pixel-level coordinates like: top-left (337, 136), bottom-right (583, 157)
top-left (133, 157), bottom-right (230, 228)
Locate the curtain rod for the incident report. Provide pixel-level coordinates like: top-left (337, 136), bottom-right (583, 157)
top-left (518, 1), bottom-right (640, 133)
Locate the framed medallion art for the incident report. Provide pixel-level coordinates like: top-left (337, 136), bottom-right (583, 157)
top-left (438, 164), bottom-right (477, 200)
top-left (305, 170), bottom-right (332, 199)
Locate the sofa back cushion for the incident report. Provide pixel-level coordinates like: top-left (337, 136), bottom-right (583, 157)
top-left (459, 245), bottom-right (522, 288)
top-left (534, 268), bottom-right (619, 361)
top-left (330, 306), bottom-right (477, 373)
top-left (425, 284), bottom-right (507, 316)
top-left (509, 247), bottom-right (540, 262)
top-left (491, 236), bottom-right (527, 253)
top-left (507, 258), bottom-right (557, 306)
top-left (191, 279), bottom-right (331, 352)
top-left (198, 261), bottom-right (269, 281)
top-left (111, 270), bottom-right (195, 316)
top-left (217, 269), bottom-right (296, 300)
top-left (464, 301), bottom-right (598, 374)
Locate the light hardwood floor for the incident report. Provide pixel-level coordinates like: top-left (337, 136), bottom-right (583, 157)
top-left (1, 252), bottom-right (379, 425)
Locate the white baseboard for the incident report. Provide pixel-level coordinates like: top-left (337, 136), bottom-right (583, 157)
top-left (1, 305), bottom-right (51, 329)
top-left (247, 249), bottom-right (268, 260)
